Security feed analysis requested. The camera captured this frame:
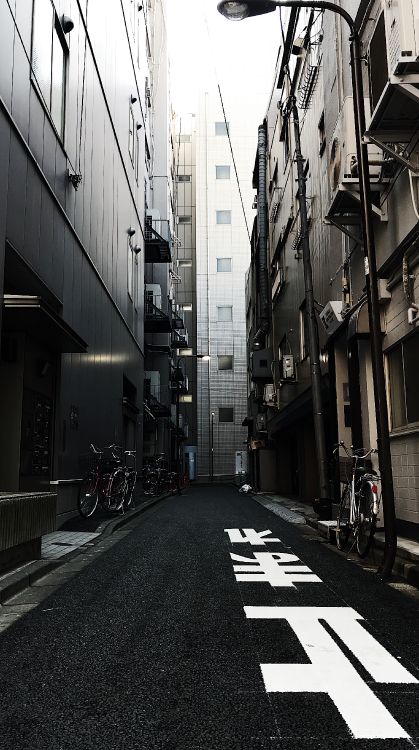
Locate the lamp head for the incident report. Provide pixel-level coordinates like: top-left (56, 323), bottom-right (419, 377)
top-left (217, 1), bottom-right (278, 21)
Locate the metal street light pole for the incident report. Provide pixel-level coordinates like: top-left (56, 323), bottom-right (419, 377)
top-left (217, 0), bottom-right (397, 576)
top-left (211, 411), bottom-right (215, 482)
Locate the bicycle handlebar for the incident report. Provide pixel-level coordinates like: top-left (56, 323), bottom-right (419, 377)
top-left (334, 441), bottom-right (378, 460)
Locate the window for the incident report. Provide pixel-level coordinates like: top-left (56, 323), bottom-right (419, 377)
top-left (135, 127), bottom-right (140, 183)
top-left (388, 333), bottom-right (419, 429)
top-left (179, 134), bottom-right (191, 143)
top-left (128, 107), bottom-right (135, 164)
top-left (215, 122), bottom-right (229, 135)
top-left (216, 210), bottom-right (231, 225)
top-left (181, 303), bottom-right (193, 311)
top-left (218, 355), bottom-right (233, 370)
top-left (318, 112), bottom-right (326, 156)
top-left (176, 174), bottom-right (191, 182)
top-left (217, 258), bottom-right (232, 273)
top-left (369, 13), bottom-right (388, 111)
top-left (219, 407), bottom-right (234, 422)
top-left (178, 259), bottom-right (192, 268)
top-left (216, 165), bottom-right (230, 179)
top-left (32, 0), bottom-right (68, 138)
top-left (280, 115), bottom-right (290, 165)
top-left (178, 215), bottom-right (192, 224)
top-left (127, 242), bottom-right (133, 300)
top-left (217, 306), bottom-right (232, 322)
top-left (179, 395), bottom-right (193, 403)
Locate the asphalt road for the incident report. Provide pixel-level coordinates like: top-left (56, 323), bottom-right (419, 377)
top-left (0, 484), bottom-right (418, 749)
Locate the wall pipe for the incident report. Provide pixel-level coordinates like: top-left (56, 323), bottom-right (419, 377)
top-left (290, 96), bottom-right (331, 513)
top-left (253, 122), bottom-right (271, 350)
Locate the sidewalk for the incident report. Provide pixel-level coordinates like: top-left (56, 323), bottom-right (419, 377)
top-left (253, 492), bottom-right (419, 588)
top-left (0, 490), bottom-right (172, 605)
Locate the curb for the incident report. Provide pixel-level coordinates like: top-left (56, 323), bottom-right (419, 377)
top-left (0, 491), bottom-right (171, 605)
top-left (252, 492), bottom-right (419, 589)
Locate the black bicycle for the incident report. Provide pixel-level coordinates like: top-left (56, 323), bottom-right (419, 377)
top-left (78, 444), bottom-right (130, 518)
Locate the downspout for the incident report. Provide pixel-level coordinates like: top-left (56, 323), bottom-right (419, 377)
top-left (253, 122), bottom-right (270, 350)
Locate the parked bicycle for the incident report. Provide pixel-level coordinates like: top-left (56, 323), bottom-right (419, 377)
top-left (141, 455), bottom-right (176, 497)
top-left (78, 444), bottom-right (137, 518)
top-left (334, 441), bottom-right (381, 557)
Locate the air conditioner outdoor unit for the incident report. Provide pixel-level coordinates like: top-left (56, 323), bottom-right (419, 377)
top-left (256, 413), bottom-right (267, 432)
top-left (329, 98), bottom-right (382, 193)
top-left (263, 384), bottom-right (277, 406)
top-left (281, 355), bottom-right (295, 380)
top-left (382, 0), bottom-right (419, 76)
top-left (320, 301), bottom-right (343, 336)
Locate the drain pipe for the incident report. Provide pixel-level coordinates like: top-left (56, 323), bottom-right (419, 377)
top-left (253, 122), bottom-right (270, 350)
top-left (291, 97), bottom-right (331, 517)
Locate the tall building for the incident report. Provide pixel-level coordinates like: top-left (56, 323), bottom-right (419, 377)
top-left (246, 1), bottom-right (419, 537)
top-left (195, 90), bottom-right (263, 480)
top-left (0, 0), bottom-right (175, 525)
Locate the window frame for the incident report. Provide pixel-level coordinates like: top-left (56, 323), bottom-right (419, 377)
top-left (387, 332), bottom-right (419, 432)
top-left (215, 121), bottom-right (229, 136)
top-left (216, 165), bottom-right (231, 180)
top-left (218, 355), bottom-right (233, 371)
top-left (219, 407), bottom-right (234, 423)
top-left (216, 210), bottom-right (232, 225)
top-left (217, 305), bottom-right (233, 322)
top-left (31, 0), bottom-right (69, 141)
top-left (217, 257), bottom-right (232, 273)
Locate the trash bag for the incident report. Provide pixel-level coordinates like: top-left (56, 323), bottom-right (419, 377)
top-left (239, 483), bottom-right (253, 494)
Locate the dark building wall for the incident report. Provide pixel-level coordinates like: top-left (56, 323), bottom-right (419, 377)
top-left (0, 0), bottom-right (150, 493)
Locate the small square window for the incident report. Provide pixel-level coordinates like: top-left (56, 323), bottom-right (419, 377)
top-left (178, 215), bottom-right (192, 224)
top-left (219, 407), bottom-right (234, 422)
top-left (216, 165), bottom-right (230, 179)
top-left (176, 174), bottom-right (191, 182)
top-left (181, 303), bottom-right (193, 311)
top-left (179, 134), bottom-right (191, 143)
top-left (216, 210), bottom-right (231, 225)
top-left (217, 258), bottom-right (232, 272)
top-left (215, 122), bottom-right (229, 135)
top-left (217, 306), bottom-right (232, 322)
top-left (218, 355), bottom-right (233, 370)
top-left (178, 259), bottom-right (192, 268)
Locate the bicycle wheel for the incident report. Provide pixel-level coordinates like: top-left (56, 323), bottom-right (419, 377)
top-left (336, 485), bottom-right (351, 551)
top-left (123, 471), bottom-right (136, 510)
top-left (108, 468), bottom-right (127, 511)
top-left (78, 473), bottom-right (99, 518)
top-left (356, 483), bottom-right (376, 558)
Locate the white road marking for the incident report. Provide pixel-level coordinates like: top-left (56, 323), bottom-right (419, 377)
top-left (244, 606), bottom-right (417, 739)
top-left (231, 552), bottom-right (322, 588)
top-left (224, 529), bottom-right (281, 545)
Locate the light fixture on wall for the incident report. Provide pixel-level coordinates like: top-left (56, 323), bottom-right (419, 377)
top-left (137, 123), bottom-right (143, 130)
top-left (68, 170), bottom-right (82, 190)
top-left (130, 94), bottom-right (138, 104)
top-left (127, 227), bottom-right (136, 237)
top-left (61, 15), bottom-right (74, 33)
top-left (133, 245), bottom-right (142, 255)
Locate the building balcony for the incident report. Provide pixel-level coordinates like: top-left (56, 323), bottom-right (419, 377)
top-left (169, 300), bottom-right (184, 330)
top-left (171, 329), bottom-right (188, 349)
top-left (145, 297), bottom-right (172, 333)
top-left (144, 218), bottom-right (172, 263)
top-left (144, 392), bottom-right (171, 419)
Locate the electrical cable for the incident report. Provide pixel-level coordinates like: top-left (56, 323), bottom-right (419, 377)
top-left (203, 13), bottom-right (251, 243)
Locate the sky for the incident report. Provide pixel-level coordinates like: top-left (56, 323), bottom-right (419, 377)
top-left (167, 0), bottom-right (281, 119)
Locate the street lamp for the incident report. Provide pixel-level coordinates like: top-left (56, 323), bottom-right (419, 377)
top-left (218, 0), bottom-right (397, 576)
top-left (173, 354), bottom-right (210, 495)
